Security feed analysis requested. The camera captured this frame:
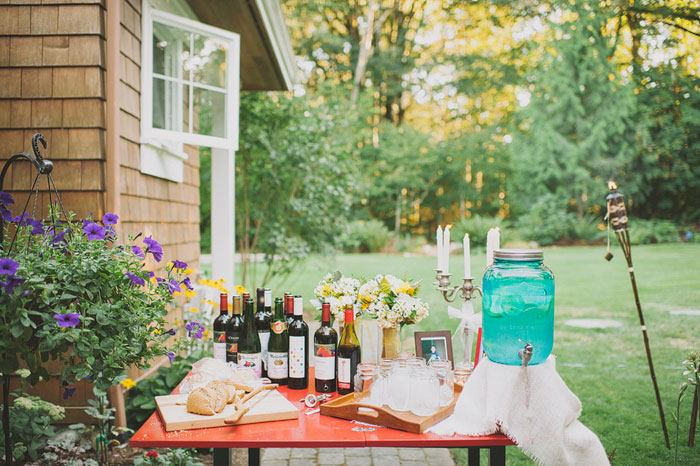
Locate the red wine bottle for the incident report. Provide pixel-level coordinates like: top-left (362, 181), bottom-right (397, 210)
top-left (267, 297), bottom-right (289, 385)
top-left (314, 303), bottom-right (337, 392)
top-left (226, 294), bottom-right (243, 363)
top-left (288, 296), bottom-right (309, 389)
top-left (337, 303), bottom-right (361, 395)
top-left (284, 293), bottom-right (294, 333)
top-left (212, 293), bottom-right (230, 362)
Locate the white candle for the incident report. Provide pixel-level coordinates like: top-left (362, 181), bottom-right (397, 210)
top-left (463, 233), bottom-right (470, 278)
top-left (486, 227), bottom-right (500, 267)
top-left (443, 225), bottom-right (451, 274)
top-left (436, 225), bottom-right (443, 272)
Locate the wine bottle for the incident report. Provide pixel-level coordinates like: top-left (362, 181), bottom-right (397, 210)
top-left (255, 288), bottom-right (271, 378)
top-left (264, 288), bottom-right (273, 318)
top-left (314, 302), bottom-right (337, 392)
top-left (284, 293), bottom-right (294, 332)
top-left (267, 297), bottom-right (289, 385)
top-left (288, 296), bottom-right (309, 389)
top-left (212, 293), bottom-right (230, 362)
top-left (237, 297), bottom-right (262, 377)
top-left (226, 294), bottom-right (243, 363)
top-left (337, 301), bottom-right (361, 395)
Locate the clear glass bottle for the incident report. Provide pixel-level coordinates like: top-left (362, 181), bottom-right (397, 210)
top-left (482, 249), bottom-right (554, 365)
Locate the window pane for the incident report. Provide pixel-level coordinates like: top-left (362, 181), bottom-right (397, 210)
top-left (190, 34), bottom-right (228, 88)
top-left (153, 77), bottom-right (183, 132)
top-left (193, 87), bottom-right (226, 137)
top-left (153, 21), bottom-right (190, 79)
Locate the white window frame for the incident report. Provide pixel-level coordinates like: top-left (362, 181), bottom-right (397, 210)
top-left (141, 4), bottom-right (240, 151)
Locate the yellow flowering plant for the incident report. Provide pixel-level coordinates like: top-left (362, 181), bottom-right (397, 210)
top-left (357, 274), bottom-right (429, 329)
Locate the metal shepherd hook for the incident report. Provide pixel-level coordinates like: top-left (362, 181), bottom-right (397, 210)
top-left (605, 181), bottom-right (671, 449)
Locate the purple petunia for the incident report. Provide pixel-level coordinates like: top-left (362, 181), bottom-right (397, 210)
top-left (164, 328), bottom-right (176, 336)
top-left (2, 275), bottom-right (25, 294)
top-left (143, 236), bottom-right (164, 262)
top-left (0, 258), bottom-right (18, 275)
top-left (0, 191), bottom-right (14, 206)
top-left (131, 245), bottom-right (146, 258)
top-left (0, 206), bottom-right (13, 222)
top-left (83, 222), bottom-right (106, 240)
top-left (171, 260), bottom-right (187, 269)
top-left (146, 271), bottom-right (155, 278)
top-left (53, 313), bottom-right (81, 328)
top-left (63, 385), bottom-right (76, 400)
top-left (185, 321), bottom-right (204, 339)
top-left (126, 272), bottom-right (145, 286)
top-left (27, 218), bottom-right (44, 235)
top-left (167, 352), bottom-right (175, 365)
top-left (181, 277), bottom-right (193, 291)
top-left (102, 212), bottom-right (119, 225)
top-left (50, 231), bottom-right (68, 245)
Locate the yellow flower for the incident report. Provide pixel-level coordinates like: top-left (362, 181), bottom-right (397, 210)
top-left (184, 290), bottom-right (197, 298)
top-left (153, 328), bottom-right (161, 335)
top-left (175, 318), bottom-right (181, 324)
top-left (201, 330), bottom-right (210, 340)
top-left (322, 284), bottom-right (332, 297)
top-left (183, 268), bottom-right (195, 275)
top-left (173, 291), bottom-right (181, 296)
top-left (235, 285), bottom-right (247, 295)
top-left (189, 307), bottom-right (199, 313)
top-left (150, 276), bottom-right (157, 283)
top-left (204, 299), bottom-right (216, 306)
top-left (120, 378), bottom-right (136, 389)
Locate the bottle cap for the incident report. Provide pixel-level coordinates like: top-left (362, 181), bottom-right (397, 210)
top-left (321, 302), bottom-right (331, 322)
top-left (344, 307), bottom-right (354, 323)
top-left (293, 296), bottom-right (303, 316)
top-left (232, 294), bottom-right (241, 314)
top-left (264, 288), bottom-right (272, 306)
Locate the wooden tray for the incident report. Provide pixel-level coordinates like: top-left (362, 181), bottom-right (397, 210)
top-left (319, 388), bottom-right (459, 434)
top-left (156, 389), bottom-right (298, 432)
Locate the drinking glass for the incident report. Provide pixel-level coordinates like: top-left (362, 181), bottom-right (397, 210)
top-left (429, 359), bottom-right (454, 406)
top-left (409, 366), bottom-right (440, 416)
top-left (354, 363), bottom-right (379, 403)
top-left (387, 365), bottom-right (412, 411)
top-left (454, 361), bottom-right (473, 386)
top-left (373, 358), bottom-right (396, 407)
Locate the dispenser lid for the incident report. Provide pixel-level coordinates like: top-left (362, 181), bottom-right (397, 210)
top-left (493, 248), bottom-right (543, 261)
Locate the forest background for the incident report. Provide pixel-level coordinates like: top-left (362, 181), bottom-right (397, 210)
top-left (199, 0), bottom-right (700, 288)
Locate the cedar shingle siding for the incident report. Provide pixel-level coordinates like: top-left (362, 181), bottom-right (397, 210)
top-left (1, 0), bottom-right (201, 417)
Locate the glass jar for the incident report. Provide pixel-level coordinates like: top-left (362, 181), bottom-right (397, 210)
top-left (387, 365), bottom-right (413, 411)
top-left (482, 249), bottom-right (554, 365)
top-left (429, 360), bottom-right (454, 406)
top-left (409, 367), bottom-right (440, 417)
top-left (353, 363), bottom-right (378, 402)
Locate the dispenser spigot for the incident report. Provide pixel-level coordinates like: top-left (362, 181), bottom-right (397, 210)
top-left (518, 340), bottom-right (533, 367)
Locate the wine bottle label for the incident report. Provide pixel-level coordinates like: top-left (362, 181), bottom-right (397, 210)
top-left (237, 352), bottom-right (262, 378)
top-left (337, 357), bottom-right (351, 389)
top-left (226, 334), bottom-right (239, 362)
top-left (289, 336), bottom-right (306, 378)
top-left (314, 344), bottom-right (336, 380)
top-left (213, 331), bottom-right (226, 360)
top-left (258, 331), bottom-right (270, 370)
top-left (271, 321), bottom-right (287, 334)
top-left (267, 351), bottom-right (289, 380)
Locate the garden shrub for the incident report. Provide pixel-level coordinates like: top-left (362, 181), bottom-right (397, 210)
top-left (628, 218), bottom-right (681, 244)
top-left (452, 215), bottom-right (508, 248)
top-left (516, 196), bottom-right (577, 246)
top-left (340, 219), bottom-right (393, 252)
top-left (568, 215), bottom-right (606, 244)
top-left (0, 390), bottom-right (65, 462)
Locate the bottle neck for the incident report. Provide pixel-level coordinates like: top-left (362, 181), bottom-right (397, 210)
top-left (293, 296), bottom-right (303, 320)
top-left (274, 299), bottom-right (284, 320)
top-left (219, 294), bottom-right (228, 315)
top-left (232, 296), bottom-right (241, 315)
top-left (321, 305), bottom-right (331, 326)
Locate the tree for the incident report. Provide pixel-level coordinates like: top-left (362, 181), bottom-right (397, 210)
top-left (510, 0), bottom-right (637, 218)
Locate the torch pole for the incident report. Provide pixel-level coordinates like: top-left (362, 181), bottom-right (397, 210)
top-left (615, 228), bottom-right (671, 449)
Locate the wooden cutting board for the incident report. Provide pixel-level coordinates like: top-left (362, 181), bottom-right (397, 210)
top-left (155, 389), bottom-right (299, 432)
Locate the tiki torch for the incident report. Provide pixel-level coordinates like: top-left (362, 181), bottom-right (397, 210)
top-left (605, 181), bottom-right (671, 449)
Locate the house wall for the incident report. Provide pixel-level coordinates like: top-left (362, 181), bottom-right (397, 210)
top-left (0, 0), bottom-right (202, 417)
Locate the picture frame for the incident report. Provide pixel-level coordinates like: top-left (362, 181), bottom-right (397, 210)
top-left (414, 330), bottom-right (453, 368)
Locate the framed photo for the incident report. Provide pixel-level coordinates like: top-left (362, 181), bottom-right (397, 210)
top-left (414, 331), bottom-right (453, 368)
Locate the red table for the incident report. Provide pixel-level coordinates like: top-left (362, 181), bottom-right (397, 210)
top-left (130, 369), bottom-right (514, 466)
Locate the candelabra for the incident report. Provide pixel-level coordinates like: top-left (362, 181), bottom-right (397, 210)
top-left (434, 270), bottom-right (481, 367)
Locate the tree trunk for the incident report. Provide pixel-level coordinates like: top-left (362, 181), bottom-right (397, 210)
top-left (351, 0), bottom-right (376, 104)
top-left (394, 189), bottom-right (403, 237)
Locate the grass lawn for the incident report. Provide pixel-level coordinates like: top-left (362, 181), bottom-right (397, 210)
top-left (221, 243), bottom-right (700, 465)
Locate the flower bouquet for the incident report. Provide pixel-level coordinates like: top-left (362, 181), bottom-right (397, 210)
top-left (311, 271), bottom-right (361, 325)
top-left (358, 274), bottom-right (429, 358)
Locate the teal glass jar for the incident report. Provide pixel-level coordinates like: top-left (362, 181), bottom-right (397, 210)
top-left (482, 249), bottom-right (554, 365)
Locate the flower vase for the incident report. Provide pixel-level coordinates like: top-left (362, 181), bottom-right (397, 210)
top-left (381, 326), bottom-right (401, 359)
